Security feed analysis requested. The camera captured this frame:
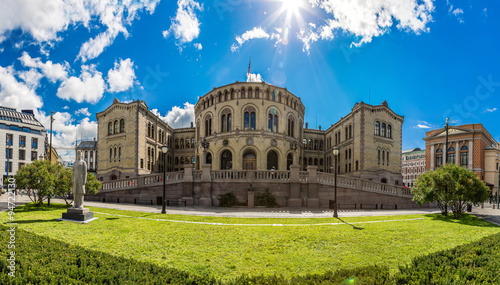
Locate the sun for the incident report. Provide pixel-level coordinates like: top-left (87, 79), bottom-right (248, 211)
top-left (282, 0), bottom-right (303, 14)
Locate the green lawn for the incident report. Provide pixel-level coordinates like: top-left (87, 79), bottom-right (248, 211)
top-left (2, 203), bottom-right (499, 281)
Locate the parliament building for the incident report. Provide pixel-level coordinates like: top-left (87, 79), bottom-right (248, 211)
top-left (96, 81), bottom-right (404, 186)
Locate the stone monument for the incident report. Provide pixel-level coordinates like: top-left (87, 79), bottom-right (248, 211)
top-left (62, 150), bottom-right (95, 222)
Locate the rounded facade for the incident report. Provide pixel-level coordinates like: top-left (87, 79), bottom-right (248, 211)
top-left (194, 82), bottom-right (305, 170)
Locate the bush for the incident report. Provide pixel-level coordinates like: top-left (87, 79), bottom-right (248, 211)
top-left (219, 192), bottom-right (238, 207)
top-left (257, 189), bottom-right (279, 208)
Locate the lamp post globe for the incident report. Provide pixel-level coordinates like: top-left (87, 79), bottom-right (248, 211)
top-left (332, 146), bottom-right (339, 218)
top-left (161, 144), bottom-right (168, 214)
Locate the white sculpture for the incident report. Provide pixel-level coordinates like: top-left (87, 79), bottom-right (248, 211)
top-left (73, 150), bottom-right (87, 209)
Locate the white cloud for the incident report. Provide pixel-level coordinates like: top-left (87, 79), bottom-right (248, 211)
top-left (75, 107), bottom-right (91, 116)
top-left (0, 0), bottom-right (160, 61)
top-left (63, 106), bottom-right (69, 109)
top-left (56, 65), bottom-right (105, 104)
top-left (231, 26), bottom-right (282, 52)
top-left (0, 65), bottom-right (43, 110)
top-left (417, 124), bottom-right (431, 129)
top-left (163, 0), bottom-right (203, 46)
top-left (193, 43), bottom-right (202, 50)
top-left (36, 110), bottom-right (98, 161)
top-left (17, 69), bottom-right (43, 89)
top-left (151, 102), bottom-right (195, 129)
top-left (19, 52), bottom-right (69, 82)
top-left (300, 0), bottom-right (434, 52)
top-left (485, 107), bottom-right (497, 113)
top-left (247, 73), bottom-right (263, 82)
top-left (106, 58), bottom-right (136, 93)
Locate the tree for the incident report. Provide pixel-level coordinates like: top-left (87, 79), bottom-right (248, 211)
top-left (412, 164), bottom-right (490, 218)
top-left (54, 168), bottom-right (101, 207)
top-left (14, 160), bottom-right (57, 206)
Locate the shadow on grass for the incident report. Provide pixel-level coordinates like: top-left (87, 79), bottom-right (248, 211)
top-left (14, 203), bottom-right (69, 213)
top-left (336, 218), bottom-right (364, 230)
top-left (425, 213), bottom-right (500, 228)
top-left (9, 219), bottom-right (60, 224)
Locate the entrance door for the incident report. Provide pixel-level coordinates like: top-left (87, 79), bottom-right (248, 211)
top-left (243, 151), bottom-right (256, 170)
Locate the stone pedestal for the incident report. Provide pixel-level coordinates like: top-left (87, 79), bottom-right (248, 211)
top-left (198, 197), bottom-right (212, 206)
top-left (248, 191), bottom-right (254, 208)
top-left (62, 208), bottom-right (94, 222)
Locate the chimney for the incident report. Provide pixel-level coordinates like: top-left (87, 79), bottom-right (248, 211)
top-left (93, 137), bottom-right (96, 141)
top-left (319, 125), bottom-right (321, 130)
top-left (305, 122), bottom-right (308, 129)
top-left (191, 121), bottom-right (194, 128)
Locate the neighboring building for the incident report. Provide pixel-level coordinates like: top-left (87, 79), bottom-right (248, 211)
top-left (76, 138), bottom-right (98, 174)
top-left (0, 106), bottom-right (46, 186)
top-left (97, 82), bottom-right (404, 185)
top-left (401, 148), bottom-right (426, 187)
top-left (424, 123), bottom-right (499, 193)
top-left (45, 144), bottom-right (60, 164)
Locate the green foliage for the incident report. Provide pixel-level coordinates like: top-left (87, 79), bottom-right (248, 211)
top-left (256, 189), bottom-right (279, 207)
top-left (53, 165), bottom-right (72, 206)
top-left (14, 160), bottom-right (57, 206)
top-left (219, 192), bottom-right (238, 207)
top-left (85, 173), bottom-right (101, 196)
top-left (396, 232), bottom-right (500, 284)
top-left (0, 226), bottom-right (218, 285)
top-left (412, 164), bottom-right (490, 218)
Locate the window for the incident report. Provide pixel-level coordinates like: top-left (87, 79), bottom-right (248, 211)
top-left (6, 148), bottom-right (12, 159)
top-left (120, 119), bottom-right (125, 133)
top-left (287, 116), bottom-right (295, 137)
top-left (268, 112), bottom-right (278, 133)
top-left (32, 138), bottom-right (38, 149)
top-left (31, 151), bottom-right (37, 161)
top-left (447, 147), bottom-right (455, 164)
top-left (356, 160), bottom-right (359, 171)
top-left (205, 115), bottom-right (212, 136)
top-left (387, 125), bottom-right (392, 138)
top-left (114, 120), bottom-right (119, 134)
top-left (109, 149), bottom-right (112, 161)
top-left (118, 147), bottom-right (122, 160)
top-left (5, 162), bottom-right (12, 173)
top-left (19, 136), bottom-right (26, 147)
top-left (314, 140), bottom-right (318, 150)
top-left (140, 159), bottom-right (144, 168)
top-left (382, 151), bottom-right (385, 165)
top-left (436, 148), bottom-right (443, 167)
top-left (114, 148), bottom-right (117, 161)
top-left (19, 149), bottom-right (25, 160)
top-left (345, 127), bottom-right (348, 140)
top-left (381, 123), bottom-right (386, 137)
top-left (375, 121), bottom-right (380, 136)
top-left (6, 134), bottom-right (12, 146)
top-left (378, 150), bottom-right (381, 165)
top-left (387, 151), bottom-right (389, 166)
top-left (349, 125), bottom-right (352, 138)
top-left (108, 122), bottom-right (113, 135)
top-left (319, 140), bottom-right (323, 151)
top-left (18, 162), bottom-right (25, 169)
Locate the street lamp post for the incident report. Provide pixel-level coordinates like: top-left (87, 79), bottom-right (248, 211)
top-left (48, 111), bottom-right (55, 206)
top-left (332, 146), bottom-right (340, 218)
top-left (497, 167), bottom-right (500, 210)
top-left (444, 118), bottom-right (449, 164)
top-left (161, 144), bottom-right (168, 214)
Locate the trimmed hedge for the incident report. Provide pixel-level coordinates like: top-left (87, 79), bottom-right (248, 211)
top-left (395, 232), bottom-right (500, 284)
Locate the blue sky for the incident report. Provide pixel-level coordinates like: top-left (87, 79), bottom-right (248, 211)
top-left (0, 0), bottom-right (499, 160)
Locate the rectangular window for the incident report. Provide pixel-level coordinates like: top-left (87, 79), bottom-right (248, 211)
top-left (18, 162), bottom-right (25, 169)
top-left (140, 159), bottom-right (144, 169)
top-left (19, 136), bottom-right (26, 147)
top-left (31, 151), bottom-right (37, 161)
top-left (5, 162), bottom-right (12, 173)
top-left (32, 138), bottom-right (38, 149)
top-left (6, 148), bottom-right (13, 159)
top-left (460, 153), bottom-right (468, 166)
top-left (349, 163), bottom-right (351, 172)
top-left (6, 134), bottom-right (13, 146)
top-left (356, 160), bottom-right (359, 171)
top-left (19, 149), bottom-right (25, 160)
top-left (436, 155), bottom-right (443, 167)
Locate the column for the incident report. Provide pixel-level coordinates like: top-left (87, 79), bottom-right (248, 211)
top-left (468, 141), bottom-right (473, 170)
top-left (455, 142), bottom-right (459, 165)
top-left (430, 145), bottom-right (435, 170)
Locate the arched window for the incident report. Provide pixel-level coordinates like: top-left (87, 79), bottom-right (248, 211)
top-left (180, 139), bottom-right (184, 149)
top-left (118, 147), bottom-right (121, 160)
top-left (248, 88), bottom-right (253, 98)
top-left (108, 122), bottom-right (113, 135)
top-left (221, 150), bottom-right (233, 170)
top-left (268, 110), bottom-right (278, 132)
top-left (267, 150), bottom-right (278, 170)
top-left (345, 127), bottom-right (348, 140)
top-left (436, 148), bottom-right (443, 167)
top-left (460, 145), bottom-right (469, 166)
top-left (381, 123), bottom-right (386, 137)
top-left (382, 150), bottom-right (385, 165)
top-left (186, 138), bottom-right (190, 148)
top-left (447, 147), bottom-right (456, 164)
top-left (175, 139), bottom-right (179, 149)
top-left (255, 88), bottom-right (260, 99)
top-left (271, 90), bottom-right (276, 101)
top-left (205, 115), bottom-right (212, 136)
top-left (314, 158), bottom-right (318, 166)
top-left (308, 139), bottom-right (313, 150)
top-left (114, 120), bottom-right (119, 134)
top-left (319, 140), bottom-right (323, 151)
top-left (206, 153), bottom-right (212, 164)
top-left (114, 147), bottom-right (117, 160)
top-left (120, 119), bottom-right (125, 133)
top-left (349, 125), bottom-right (352, 138)
top-left (191, 138), bottom-right (195, 147)
top-left (243, 150), bottom-right (257, 170)
top-left (175, 157), bottom-right (179, 165)
top-left (314, 140), bottom-right (318, 150)
top-left (222, 114), bottom-right (226, 132)
top-left (387, 125), bottom-right (392, 138)
top-left (386, 151), bottom-right (389, 166)
top-left (180, 157), bottom-right (184, 165)
top-left (243, 107), bottom-right (256, 130)
top-left (109, 148), bottom-right (112, 161)
top-left (287, 153), bottom-right (293, 170)
top-left (378, 150), bottom-right (381, 165)
top-left (147, 123), bottom-right (151, 137)
top-left (375, 121), bottom-right (380, 136)
top-left (308, 157), bottom-right (312, 165)
top-left (240, 87), bottom-right (246, 99)
top-left (303, 139), bottom-right (307, 146)
top-left (287, 116), bottom-right (295, 137)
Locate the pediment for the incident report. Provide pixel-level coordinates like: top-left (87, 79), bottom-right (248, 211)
top-left (431, 127), bottom-right (470, 138)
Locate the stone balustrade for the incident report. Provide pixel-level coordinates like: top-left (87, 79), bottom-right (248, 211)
top-left (99, 165), bottom-right (412, 199)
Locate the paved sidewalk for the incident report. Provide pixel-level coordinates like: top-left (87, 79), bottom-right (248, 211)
top-left (2, 194), bottom-right (500, 222)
